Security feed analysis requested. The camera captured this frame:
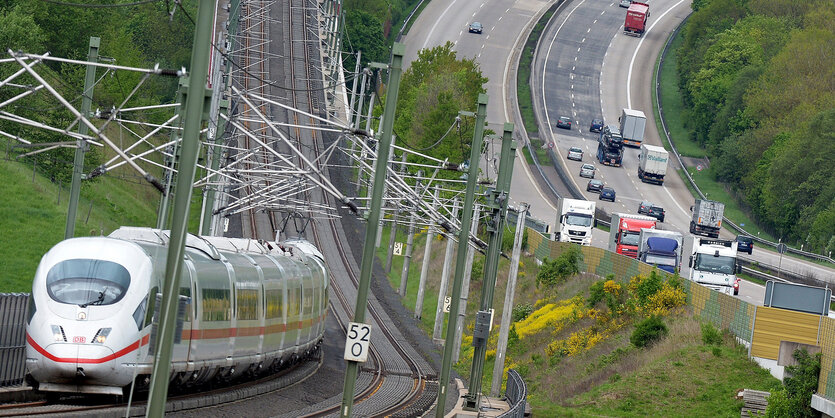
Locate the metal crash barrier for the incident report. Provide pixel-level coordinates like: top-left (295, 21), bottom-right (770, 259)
top-left (498, 369), bottom-right (528, 418)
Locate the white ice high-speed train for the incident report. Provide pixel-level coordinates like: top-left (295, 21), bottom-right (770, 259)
top-left (25, 227), bottom-right (328, 395)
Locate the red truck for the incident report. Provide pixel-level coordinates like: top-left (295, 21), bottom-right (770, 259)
top-left (608, 213), bottom-right (657, 258)
top-left (624, 1), bottom-right (649, 37)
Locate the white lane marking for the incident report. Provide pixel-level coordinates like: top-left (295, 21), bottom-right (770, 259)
top-left (542, 0), bottom-right (588, 144)
top-left (594, 19), bottom-right (598, 24)
top-left (501, 0), bottom-right (557, 213)
top-left (480, 2), bottom-right (485, 7)
top-left (423, 0), bottom-right (461, 49)
top-left (472, 12), bottom-right (477, 17)
top-left (577, 47), bottom-right (581, 52)
top-left (459, 30), bottom-right (463, 36)
top-left (587, 28), bottom-right (591, 33)
top-left (582, 38), bottom-right (586, 43)
top-left (626, 0), bottom-right (688, 108)
top-left (498, 16), bottom-right (503, 21)
top-left (486, 35), bottom-right (490, 40)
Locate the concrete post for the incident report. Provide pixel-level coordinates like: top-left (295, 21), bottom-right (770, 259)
top-left (452, 203), bottom-right (481, 364)
top-left (435, 94), bottom-right (489, 417)
top-left (65, 37), bottom-right (99, 239)
top-left (415, 187), bottom-right (439, 319)
top-left (146, 0), bottom-right (214, 415)
top-left (399, 177), bottom-right (422, 296)
top-left (340, 43), bottom-right (405, 418)
top-left (490, 203), bottom-right (528, 397)
top-left (433, 200), bottom-right (459, 342)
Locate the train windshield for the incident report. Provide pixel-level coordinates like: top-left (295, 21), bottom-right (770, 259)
top-left (46, 259), bottom-right (130, 307)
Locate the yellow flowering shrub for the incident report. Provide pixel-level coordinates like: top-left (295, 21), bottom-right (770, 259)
top-left (644, 285), bottom-right (686, 316)
top-left (603, 279), bottom-right (621, 295)
top-left (514, 298), bottom-right (583, 338)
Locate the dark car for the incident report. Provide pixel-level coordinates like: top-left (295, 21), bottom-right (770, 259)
top-left (468, 22), bottom-right (483, 33)
top-left (586, 179), bottom-right (604, 193)
top-left (736, 235), bottom-right (754, 255)
top-left (589, 118), bottom-right (604, 133)
top-left (556, 116), bottom-right (572, 129)
top-left (638, 200), bottom-right (653, 215)
top-left (599, 187), bottom-right (616, 202)
top-left (638, 200), bottom-right (665, 222)
top-left (647, 205), bottom-right (665, 222)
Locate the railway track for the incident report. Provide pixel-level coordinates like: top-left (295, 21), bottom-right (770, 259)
top-left (272, 0), bottom-right (439, 415)
top-left (0, 355), bottom-right (321, 417)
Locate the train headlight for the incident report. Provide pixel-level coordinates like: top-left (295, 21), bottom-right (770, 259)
top-left (51, 325), bottom-right (66, 342)
top-left (77, 311), bottom-right (87, 321)
top-left (93, 328), bottom-right (111, 344)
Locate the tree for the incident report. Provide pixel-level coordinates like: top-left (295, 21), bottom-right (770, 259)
top-left (765, 349), bottom-right (821, 418)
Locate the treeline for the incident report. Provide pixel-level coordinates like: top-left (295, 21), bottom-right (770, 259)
top-left (343, 0), bottom-right (421, 70)
top-left (677, 0), bottom-right (835, 252)
top-left (0, 0), bottom-right (195, 182)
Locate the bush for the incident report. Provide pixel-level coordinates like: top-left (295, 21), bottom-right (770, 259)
top-left (631, 315), bottom-right (668, 348)
top-left (536, 245), bottom-right (583, 288)
top-left (701, 323), bottom-right (723, 345)
top-left (512, 303), bottom-right (534, 322)
top-left (766, 349), bottom-right (821, 418)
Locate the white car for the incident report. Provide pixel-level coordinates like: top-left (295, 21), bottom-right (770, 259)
top-left (619, 0), bottom-right (632, 7)
top-left (579, 163), bottom-right (596, 178)
top-left (567, 147), bottom-right (583, 161)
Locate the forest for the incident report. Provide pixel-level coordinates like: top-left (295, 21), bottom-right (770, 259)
top-left (678, 0), bottom-right (835, 252)
top-left (0, 0), bottom-right (195, 182)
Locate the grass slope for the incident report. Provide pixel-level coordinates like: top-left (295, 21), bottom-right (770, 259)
top-left (0, 156), bottom-right (164, 292)
top-left (381, 236), bottom-right (780, 416)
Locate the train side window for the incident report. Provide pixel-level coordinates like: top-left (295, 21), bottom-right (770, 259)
top-left (303, 290), bottom-right (313, 316)
top-left (287, 287), bottom-right (301, 322)
top-left (265, 289), bottom-right (284, 319)
top-left (27, 296), bottom-right (36, 324)
top-left (236, 289), bottom-right (258, 321)
top-left (202, 288), bottom-right (231, 321)
top-left (144, 286), bottom-right (158, 327)
top-left (133, 296), bottom-right (147, 330)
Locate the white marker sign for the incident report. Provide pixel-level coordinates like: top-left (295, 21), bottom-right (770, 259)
top-left (344, 322), bottom-right (371, 362)
top-left (443, 296), bottom-right (451, 313)
top-left (393, 242), bottom-right (404, 256)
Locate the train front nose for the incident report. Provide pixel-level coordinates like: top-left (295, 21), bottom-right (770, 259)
top-left (44, 343), bottom-right (116, 383)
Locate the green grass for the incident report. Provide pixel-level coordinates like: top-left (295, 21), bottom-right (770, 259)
top-left (0, 157), bottom-right (162, 292)
top-left (533, 324), bottom-right (781, 416)
top-left (657, 22), bottom-right (777, 243)
top-left (517, 3), bottom-right (562, 135)
top-left (656, 33), bottom-right (703, 159)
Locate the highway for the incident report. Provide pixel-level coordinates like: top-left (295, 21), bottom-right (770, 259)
top-left (404, 0), bottom-right (835, 289)
top-left (403, 0), bottom-right (563, 225)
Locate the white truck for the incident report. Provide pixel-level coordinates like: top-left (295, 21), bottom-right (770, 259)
top-left (619, 108), bottom-right (646, 147)
top-left (688, 237), bottom-right (741, 295)
top-left (555, 198), bottom-right (596, 246)
top-left (638, 144), bottom-right (669, 185)
top-left (689, 199), bottom-right (724, 238)
top-left (637, 229), bottom-right (683, 274)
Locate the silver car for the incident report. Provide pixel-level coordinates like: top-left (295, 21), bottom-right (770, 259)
top-left (619, 0), bottom-right (632, 7)
top-left (567, 147), bottom-right (583, 161)
top-left (579, 163), bottom-right (596, 178)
